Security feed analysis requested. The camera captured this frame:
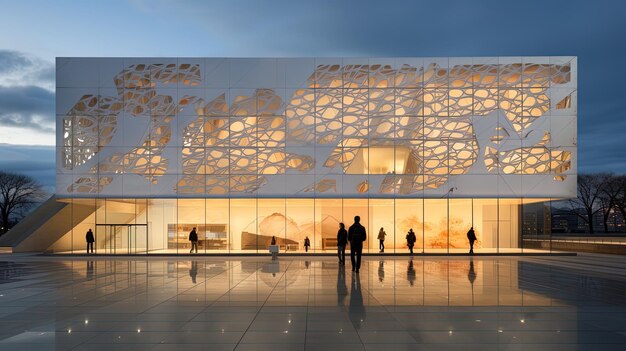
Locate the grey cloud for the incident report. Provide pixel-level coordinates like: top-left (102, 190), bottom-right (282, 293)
top-left (0, 85), bottom-right (55, 133)
top-left (0, 50), bottom-right (55, 90)
top-left (0, 144), bottom-right (55, 192)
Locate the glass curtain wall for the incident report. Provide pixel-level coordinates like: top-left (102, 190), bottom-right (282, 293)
top-left (52, 197), bottom-right (554, 254)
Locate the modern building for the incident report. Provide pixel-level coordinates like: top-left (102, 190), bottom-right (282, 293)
top-left (2, 57), bottom-right (578, 253)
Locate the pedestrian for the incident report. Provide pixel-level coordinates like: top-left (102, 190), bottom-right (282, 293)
top-left (377, 227), bottom-right (386, 253)
top-left (406, 228), bottom-right (416, 254)
top-left (467, 226), bottom-right (477, 254)
top-left (85, 228), bottom-right (94, 254)
top-left (304, 236), bottom-right (311, 252)
top-left (337, 223), bottom-right (348, 264)
top-left (348, 216), bottom-right (367, 273)
top-left (271, 236), bottom-right (277, 246)
top-left (189, 227), bottom-right (198, 253)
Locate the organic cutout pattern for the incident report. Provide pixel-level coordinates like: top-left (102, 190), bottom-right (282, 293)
top-left (64, 60), bottom-right (573, 194)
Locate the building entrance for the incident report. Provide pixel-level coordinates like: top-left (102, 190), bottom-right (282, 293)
top-left (95, 224), bottom-right (148, 254)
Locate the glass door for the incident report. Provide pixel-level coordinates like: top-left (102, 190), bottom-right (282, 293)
top-left (95, 224), bottom-right (148, 254)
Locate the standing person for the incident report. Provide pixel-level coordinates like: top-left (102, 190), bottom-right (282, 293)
top-left (304, 236), bottom-right (311, 252)
top-left (467, 227), bottom-right (477, 254)
top-left (337, 223), bottom-right (348, 265)
top-left (189, 227), bottom-right (198, 253)
top-left (406, 228), bottom-right (416, 254)
top-left (377, 227), bottom-right (386, 253)
top-left (271, 236), bottom-right (277, 246)
top-left (85, 228), bottom-right (94, 254)
top-left (348, 216), bottom-right (367, 273)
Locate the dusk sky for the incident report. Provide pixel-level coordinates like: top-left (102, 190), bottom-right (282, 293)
top-left (0, 0), bottom-right (625, 191)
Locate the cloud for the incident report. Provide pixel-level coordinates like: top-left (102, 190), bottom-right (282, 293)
top-left (0, 85), bottom-right (55, 133)
top-left (0, 144), bottom-right (55, 192)
top-left (0, 50), bottom-right (54, 91)
top-left (0, 50), bottom-right (55, 140)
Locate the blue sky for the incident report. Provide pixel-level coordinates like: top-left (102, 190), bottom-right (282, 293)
top-left (0, 0), bottom-right (625, 190)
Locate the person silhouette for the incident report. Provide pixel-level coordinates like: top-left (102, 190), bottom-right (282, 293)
top-left (337, 223), bottom-right (348, 265)
top-left (467, 227), bottom-right (477, 254)
top-left (304, 236), bottom-right (311, 252)
top-left (406, 229), bottom-right (416, 254)
top-left (377, 227), bottom-right (386, 253)
top-left (85, 229), bottom-right (94, 254)
top-left (189, 261), bottom-right (198, 284)
top-left (271, 236), bottom-right (276, 246)
top-left (189, 227), bottom-right (198, 253)
top-left (407, 259), bottom-right (416, 286)
top-left (378, 261), bottom-right (384, 282)
top-left (348, 216), bottom-right (367, 273)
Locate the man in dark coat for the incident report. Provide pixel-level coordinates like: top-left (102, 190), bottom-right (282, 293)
top-left (348, 216), bottom-right (366, 273)
top-left (337, 223), bottom-right (348, 265)
top-left (189, 227), bottom-right (198, 253)
top-left (86, 229), bottom-right (94, 253)
top-left (467, 227), bottom-right (477, 254)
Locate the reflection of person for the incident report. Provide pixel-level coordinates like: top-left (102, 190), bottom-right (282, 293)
top-left (406, 229), bottom-right (416, 254)
top-left (337, 264), bottom-right (347, 308)
top-left (304, 236), bottom-right (311, 252)
top-left (377, 227), bottom-right (386, 253)
top-left (348, 216), bottom-right (367, 273)
top-left (468, 259), bottom-right (476, 285)
top-left (407, 259), bottom-right (416, 286)
top-left (86, 261), bottom-right (94, 280)
top-left (189, 261), bottom-right (198, 283)
top-left (337, 223), bottom-right (348, 265)
top-left (467, 227), bottom-right (477, 254)
top-left (189, 227), bottom-right (198, 253)
top-left (349, 272), bottom-right (366, 329)
top-left (378, 261), bottom-right (384, 282)
top-left (305, 260), bottom-right (310, 269)
top-left (86, 229), bottom-right (95, 253)
top-left (271, 236), bottom-right (276, 246)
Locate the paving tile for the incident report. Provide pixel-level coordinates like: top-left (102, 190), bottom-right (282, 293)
top-left (1, 255), bottom-right (626, 349)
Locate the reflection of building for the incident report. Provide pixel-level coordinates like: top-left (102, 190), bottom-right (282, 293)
top-left (3, 57), bottom-right (577, 253)
top-left (551, 208), bottom-right (580, 233)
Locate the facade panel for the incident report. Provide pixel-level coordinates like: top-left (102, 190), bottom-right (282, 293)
top-left (51, 57), bottom-right (577, 254)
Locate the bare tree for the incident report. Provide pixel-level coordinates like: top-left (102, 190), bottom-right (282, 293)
top-left (569, 173), bottom-right (608, 234)
top-left (614, 175), bottom-right (626, 231)
top-left (0, 171), bottom-right (46, 235)
top-left (598, 174), bottom-right (622, 233)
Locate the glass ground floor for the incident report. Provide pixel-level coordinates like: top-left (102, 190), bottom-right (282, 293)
top-left (49, 197), bottom-right (558, 254)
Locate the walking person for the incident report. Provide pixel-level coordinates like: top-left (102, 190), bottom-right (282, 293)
top-left (304, 236), bottom-right (311, 252)
top-left (189, 227), bottom-right (198, 253)
top-left (467, 226), bottom-right (477, 254)
top-left (348, 216), bottom-right (367, 273)
top-left (86, 228), bottom-right (94, 254)
top-left (337, 223), bottom-right (348, 265)
top-left (406, 228), bottom-right (416, 254)
top-left (377, 227), bottom-right (386, 253)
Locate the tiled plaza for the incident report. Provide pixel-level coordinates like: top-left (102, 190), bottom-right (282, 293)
top-left (1, 254), bottom-right (626, 350)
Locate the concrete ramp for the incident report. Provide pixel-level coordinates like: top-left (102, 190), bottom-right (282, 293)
top-left (0, 197), bottom-right (93, 252)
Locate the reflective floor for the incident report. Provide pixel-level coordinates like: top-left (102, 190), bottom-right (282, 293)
top-left (1, 254), bottom-right (626, 350)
